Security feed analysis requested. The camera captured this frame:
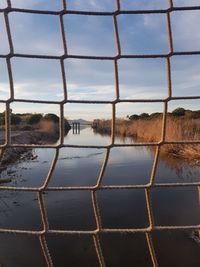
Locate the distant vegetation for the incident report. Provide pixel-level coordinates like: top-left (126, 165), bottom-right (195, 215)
top-left (127, 107), bottom-right (200, 120)
top-left (0, 111), bottom-right (71, 165)
top-left (92, 108), bottom-right (200, 160)
top-left (0, 111), bottom-right (71, 132)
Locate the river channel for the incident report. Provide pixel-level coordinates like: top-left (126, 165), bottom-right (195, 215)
top-left (0, 126), bottom-right (199, 267)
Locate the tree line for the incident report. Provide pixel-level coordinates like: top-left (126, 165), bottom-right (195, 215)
top-left (128, 107), bottom-right (200, 120)
top-left (0, 112), bottom-right (61, 126)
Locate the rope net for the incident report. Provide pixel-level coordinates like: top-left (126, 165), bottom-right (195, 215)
top-left (0, 0), bottom-right (200, 266)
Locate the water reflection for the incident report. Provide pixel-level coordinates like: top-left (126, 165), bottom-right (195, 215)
top-left (155, 149), bottom-right (200, 184)
top-left (64, 126), bottom-right (110, 146)
top-left (102, 146), bottom-right (155, 185)
top-left (0, 234), bottom-right (46, 267)
top-left (72, 122), bottom-right (80, 135)
top-left (95, 128), bottom-right (200, 184)
top-left (97, 189), bottom-right (148, 229)
top-left (49, 147), bottom-right (105, 187)
top-left (0, 126), bottom-right (199, 266)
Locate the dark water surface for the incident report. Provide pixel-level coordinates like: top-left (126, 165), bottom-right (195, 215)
top-left (0, 127), bottom-right (200, 267)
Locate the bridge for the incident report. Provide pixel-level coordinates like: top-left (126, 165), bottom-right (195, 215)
top-left (71, 122), bottom-right (80, 134)
top-left (70, 122), bottom-right (92, 134)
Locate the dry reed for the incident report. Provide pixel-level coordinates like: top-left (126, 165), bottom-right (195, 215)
top-left (92, 117), bottom-right (200, 160)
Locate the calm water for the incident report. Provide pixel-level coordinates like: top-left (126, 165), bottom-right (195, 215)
top-left (0, 127), bottom-right (200, 267)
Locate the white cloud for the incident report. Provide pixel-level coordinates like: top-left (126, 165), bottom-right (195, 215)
top-left (0, 14), bottom-right (9, 54)
top-left (11, 102), bottom-right (60, 115)
top-left (68, 84), bottom-right (115, 101)
top-left (9, 12), bottom-right (63, 55)
top-left (11, 0), bottom-right (61, 10)
top-left (66, 0), bottom-right (115, 11)
top-left (120, 85), bottom-right (167, 100)
top-left (0, 82), bottom-right (10, 100)
top-left (120, 0), bottom-right (168, 10)
top-left (13, 82), bottom-right (63, 101)
top-left (173, 0), bottom-right (200, 7)
top-left (171, 10), bottom-right (200, 51)
top-left (65, 103), bottom-right (112, 120)
top-left (64, 14), bottom-right (116, 56)
top-left (0, 0), bottom-right (7, 8)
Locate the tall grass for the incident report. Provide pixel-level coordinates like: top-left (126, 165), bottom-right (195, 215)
top-left (92, 117), bottom-right (200, 159)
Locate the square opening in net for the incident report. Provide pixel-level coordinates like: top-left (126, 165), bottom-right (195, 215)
top-left (100, 233), bottom-right (153, 267)
top-left (44, 190), bottom-right (96, 230)
top-left (152, 230), bottom-right (200, 267)
top-left (0, 148), bottom-right (55, 188)
top-left (97, 189), bottom-right (149, 229)
top-left (117, 13), bottom-right (168, 55)
top-left (171, 55), bottom-right (200, 97)
top-left (47, 235), bottom-right (99, 267)
top-left (102, 146), bottom-right (155, 186)
top-left (48, 147), bottom-right (106, 187)
top-left (12, 58), bottom-right (64, 101)
top-left (65, 58), bottom-right (115, 101)
top-left (155, 144), bottom-right (200, 184)
top-left (10, 102), bottom-right (61, 145)
top-left (64, 14), bottom-right (116, 56)
top-left (9, 12), bottom-right (63, 56)
top-left (151, 186), bottom-right (200, 226)
top-left (115, 102), bottom-right (164, 144)
top-left (167, 99), bottom-right (200, 141)
top-left (171, 10), bottom-right (200, 52)
top-left (64, 103), bottom-right (112, 146)
top-left (0, 191), bottom-right (42, 231)
top-left (118, 58), bottom-right (167, 100)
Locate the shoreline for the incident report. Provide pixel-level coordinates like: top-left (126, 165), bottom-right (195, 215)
top-left (0, 125), bottom-right (70, 178)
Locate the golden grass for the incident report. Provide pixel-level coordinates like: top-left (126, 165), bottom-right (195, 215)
top-left (36, 120), bottom-right (59, 134)
top-left (92, 117), bottom-right (200, 159)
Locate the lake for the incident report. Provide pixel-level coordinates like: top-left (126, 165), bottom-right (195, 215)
top-left (0, 126), bottom-right (200, 267)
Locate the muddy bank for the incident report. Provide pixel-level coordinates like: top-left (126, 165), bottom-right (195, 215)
top-left (0, 126), bottom-right (70, 173)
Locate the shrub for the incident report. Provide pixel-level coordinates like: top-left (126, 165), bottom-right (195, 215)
top-left (129, 114), bottom-right (140, 120)
top-left (0, 113), bottom-right (5, 125)
top-left (150, 112), bottom-right (162, 118)
top-left (64, 118), bottom-right (71, 131)
top-left (43, 113), bottom-right (59, 123)
top-left (172, 107), bottom-right (185, 117)
top-left (140, 113), bottom-right (149, 119)
top-left (191, 110), bottom-right (200, 119)
top-left (11, 114), bottom-right (21, 125)
top-left (27, 114), bottom-right (43, 125)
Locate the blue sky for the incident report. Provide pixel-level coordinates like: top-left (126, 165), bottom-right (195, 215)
top-left (0, 0), bottom-right (200, 120)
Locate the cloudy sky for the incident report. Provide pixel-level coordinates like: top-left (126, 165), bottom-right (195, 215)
top-left (0, 0), bottom-right (200, 120)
